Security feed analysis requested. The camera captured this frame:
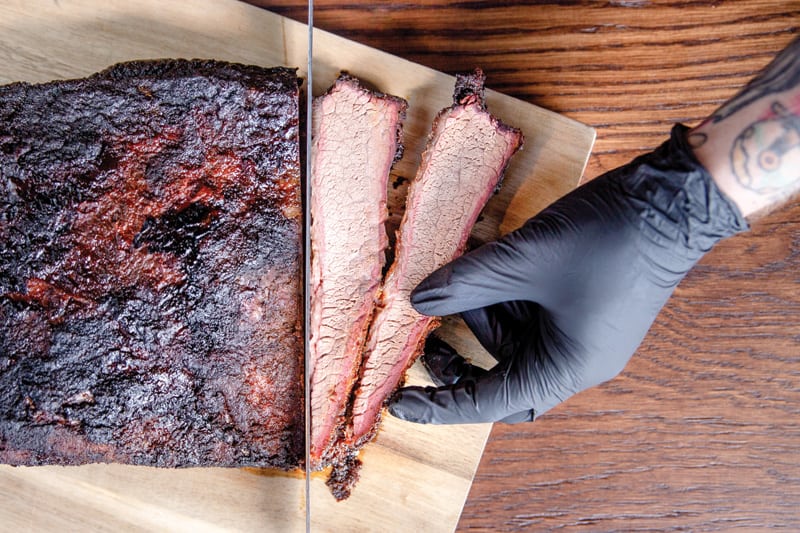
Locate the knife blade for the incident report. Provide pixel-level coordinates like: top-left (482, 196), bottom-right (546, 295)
top-left (303, 0), bottom-right (314, 531)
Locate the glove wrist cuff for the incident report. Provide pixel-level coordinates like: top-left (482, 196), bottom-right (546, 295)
top-left (669, 123), bottom-right (750, 237)
top-left (619, 123), bottom-right (749, 258)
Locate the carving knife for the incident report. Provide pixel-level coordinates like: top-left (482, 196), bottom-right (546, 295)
top-left (304, 0), bottom-right (313, 531)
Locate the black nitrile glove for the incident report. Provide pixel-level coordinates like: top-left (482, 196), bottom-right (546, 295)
top-left (388, 125), bottom-right (748, 424)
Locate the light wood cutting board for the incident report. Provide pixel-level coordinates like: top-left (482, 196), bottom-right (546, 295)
top-left (0, 1), bottom-right (595, 531)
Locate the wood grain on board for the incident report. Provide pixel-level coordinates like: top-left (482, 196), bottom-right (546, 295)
top-left (255, 1), bottom-right (800, 531)
top-left (0, 1), bottom-right (593, 531)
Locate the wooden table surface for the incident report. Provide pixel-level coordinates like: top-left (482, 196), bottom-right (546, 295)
top-left (251, 1), bottom-right (800, 530)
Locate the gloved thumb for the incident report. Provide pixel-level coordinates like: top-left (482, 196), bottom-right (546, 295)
top-left (410, 222), bottom-right (554, 317)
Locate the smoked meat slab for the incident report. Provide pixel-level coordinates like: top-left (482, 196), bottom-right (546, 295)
top-left (0, 59), bottom-right (304, 469)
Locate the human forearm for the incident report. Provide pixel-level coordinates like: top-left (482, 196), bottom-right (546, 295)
top-left (689, 35), bottom-right (800, 218)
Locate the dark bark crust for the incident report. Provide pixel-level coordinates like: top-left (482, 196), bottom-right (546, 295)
top-left (0, 59), bottom-right (304, 469)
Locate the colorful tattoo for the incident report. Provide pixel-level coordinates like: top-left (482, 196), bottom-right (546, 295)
top-left (730, 102), bottom-right (800, 194)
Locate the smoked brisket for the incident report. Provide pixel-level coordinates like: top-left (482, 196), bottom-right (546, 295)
top-left (0, 60), bottom-right (303, 468)
top-left (349, 69), bottom-right (523, 447)
top-left (309, 75), bottom-right (406, 466)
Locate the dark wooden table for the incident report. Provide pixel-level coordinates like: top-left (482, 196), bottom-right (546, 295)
top-left (254, 1), bottom-right (800, 529)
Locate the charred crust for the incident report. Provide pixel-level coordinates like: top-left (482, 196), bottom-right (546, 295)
top-left (0, 60), bottom-right (303, 469)
top-left (91, 58), bottom-right (300, 92)
top-left (453, 67), bottom-right (486, 108)
top-left (326, 453), bottom-right (363, 501)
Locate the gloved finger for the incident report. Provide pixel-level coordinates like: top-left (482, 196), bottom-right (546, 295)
top-left (461, 300), bottom-right (542, 360)
top-left (421, 334), bottom-right (487, 386)
top-left (410, 217), bottom-right (563, 317)
top-left (387, 358), bottom-right (536, 424)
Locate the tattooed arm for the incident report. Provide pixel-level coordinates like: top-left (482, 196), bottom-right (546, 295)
top-left (689, 35), bottom-right (800, 217)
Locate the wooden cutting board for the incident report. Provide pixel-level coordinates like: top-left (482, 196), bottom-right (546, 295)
top-left (0, 1), bottom-right (595, 531)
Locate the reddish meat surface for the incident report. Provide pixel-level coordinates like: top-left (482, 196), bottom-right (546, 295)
top-left (309, 75), bottom-right (406, 466)
top-left (0, 60), bottom-right (303, 468)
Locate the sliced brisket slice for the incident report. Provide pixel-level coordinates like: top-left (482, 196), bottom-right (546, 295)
top-left (349, 69), bottom-right (523, 445)
top-left (0, 60), bottom-right (303, 468)
top-left (309, 75), bottom-right (406, 466)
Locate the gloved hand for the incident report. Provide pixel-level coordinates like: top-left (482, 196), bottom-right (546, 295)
top-left (388, 125), bottom-right (748, 424)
